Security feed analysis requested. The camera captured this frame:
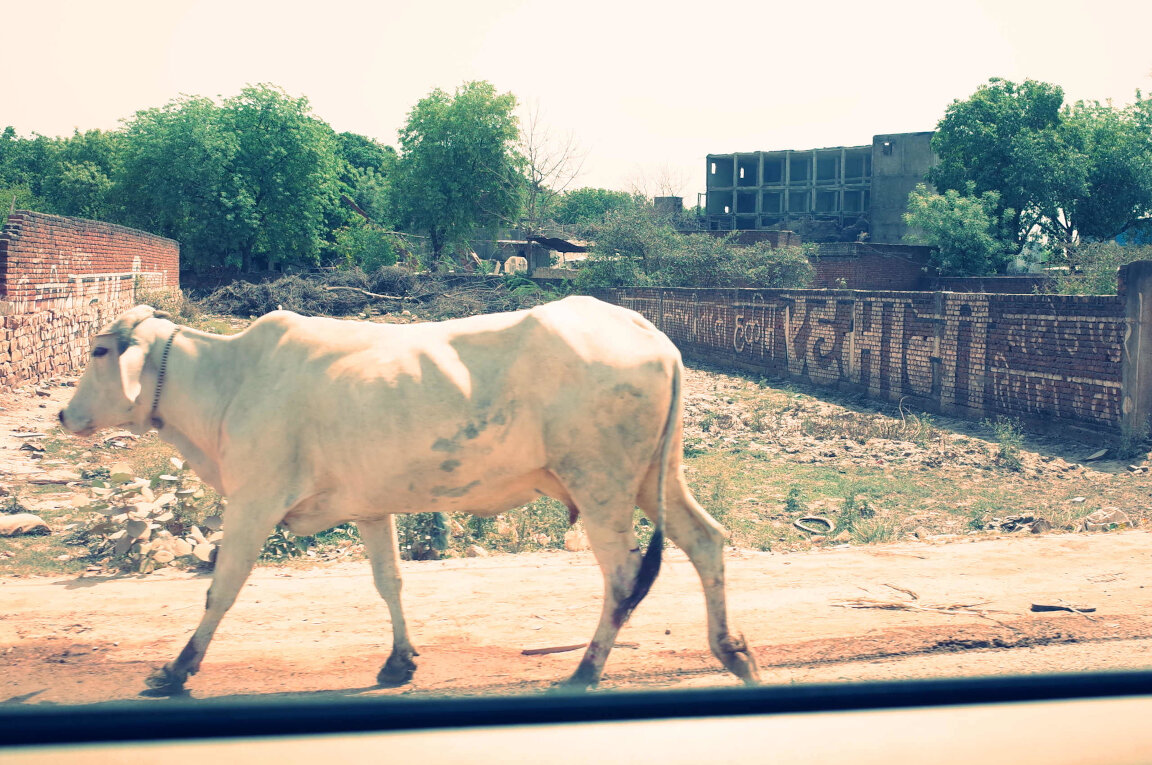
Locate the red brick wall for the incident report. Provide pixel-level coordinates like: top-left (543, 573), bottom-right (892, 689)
top-left (592, 287), bottom-right (1126, 437)
top-left (0, 210), bottom-right (180, 391)
top-left (810, 244), bottom-right (934, 290)
top-left (0, 210), bottom-right (178, 305)
top-left (925, 275), bottom-right (1054, 294)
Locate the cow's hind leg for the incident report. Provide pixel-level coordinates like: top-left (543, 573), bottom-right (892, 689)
top-left (143, 495), bottom-right (276, 695)
top-left (562, 501), bottom-right (655, 690)
top-left (358, 517), bottom-right (418, 686)
top-left (640, 476), bottom-right (760, 685)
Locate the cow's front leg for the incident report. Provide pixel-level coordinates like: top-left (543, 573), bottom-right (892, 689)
top-left (358, 516), bottom-right (418, 686)
top-left (143, 495), bottom-right (278, 696)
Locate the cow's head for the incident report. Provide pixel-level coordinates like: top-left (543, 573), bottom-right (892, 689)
top-left (59, 305), bottom-right (173, 436)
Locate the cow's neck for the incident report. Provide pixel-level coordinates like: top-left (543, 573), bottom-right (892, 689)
top-left (147, 328), bottom-right (236, 493)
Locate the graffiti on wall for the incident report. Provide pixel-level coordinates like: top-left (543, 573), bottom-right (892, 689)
top-left (613, 288), bottom-right (1125, 429)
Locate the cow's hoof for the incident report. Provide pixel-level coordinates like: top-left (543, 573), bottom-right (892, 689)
top-left (547, 679), bottom-right (592, 695)
top-left (141, 664), bottom-right (189, 697)
top-left (376, 653), bottom-right (417, 687)
top-left (720, 634), bottom-right (761, 686)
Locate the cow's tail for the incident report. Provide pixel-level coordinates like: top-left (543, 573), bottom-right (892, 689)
top-left (612, 359), bottom-right (678, 626)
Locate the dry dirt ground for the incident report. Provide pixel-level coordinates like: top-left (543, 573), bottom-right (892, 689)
top-left (2, 375), bottom-right (1152, 706)
top-left (3, 534), bottom-right (1152, 705)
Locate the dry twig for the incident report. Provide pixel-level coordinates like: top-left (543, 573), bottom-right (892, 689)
top-left (833, 583), bottom-right (1014, 626)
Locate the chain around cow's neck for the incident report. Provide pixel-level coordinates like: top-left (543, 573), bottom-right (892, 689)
top-left (149, 327), bottom-right (182, 430)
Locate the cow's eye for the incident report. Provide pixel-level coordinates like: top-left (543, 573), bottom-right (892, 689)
top-left (92, 347), bottom-right (109, 358)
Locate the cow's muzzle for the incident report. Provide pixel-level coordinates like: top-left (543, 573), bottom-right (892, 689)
top-left (58, 409), bottom-right (94, 436)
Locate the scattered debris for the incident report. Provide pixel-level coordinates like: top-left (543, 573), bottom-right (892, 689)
top-left (28, 470), bottom-right (82, 485)
top-left (521, 643), bottom-right (587, 656)
top-left (833, 584), bottom-right (1011, 625)
top-left (980, 515), bottom-right (1052, 534)
top-left (521, 641), bottom-right (639, 656)
top-left (0, 513), bottom-right (50, 536)
top-left (793, 516), bottom-right (836, 535)
top-left (1082, 507), bottom-right (1133, 532)
top-left (1031, 602), bottom-right (1097, 617)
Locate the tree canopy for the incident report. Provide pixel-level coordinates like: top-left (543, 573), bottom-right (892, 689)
top-left (927, 77), bottom-right (1152, 257)
top-left (115, 85), bottom-right (344, 273)
top-left (389, 81), bottom-right (525, 261)
top-left (552, 187), bottom-right (638, 229)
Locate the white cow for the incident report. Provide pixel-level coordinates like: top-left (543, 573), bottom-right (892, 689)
top-left (59, 298), bottom-right (759, 694)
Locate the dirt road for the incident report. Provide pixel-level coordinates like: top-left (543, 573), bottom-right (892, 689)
top-left (4, 530), bottom-right (1152, 705)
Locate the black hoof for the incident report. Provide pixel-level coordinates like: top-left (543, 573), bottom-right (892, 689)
top-left (376, 654), bottom-right (417, 687)
top-left (546, 679), bottom-right (591, 695)
top-left (141, 665), bottom-right (189, 697)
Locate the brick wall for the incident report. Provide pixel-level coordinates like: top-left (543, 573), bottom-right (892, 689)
top-left (0, 210), bottom-right (180, 392)
top-left (592, 284), bottom-right (1135, 438)
top-left (810, 243), bottom-right (934, 290)
top-left (925, 275), bottom-right (1054, 294)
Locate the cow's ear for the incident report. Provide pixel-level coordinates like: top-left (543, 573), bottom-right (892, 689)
top-left (119, 345), bottom-right (146, 403)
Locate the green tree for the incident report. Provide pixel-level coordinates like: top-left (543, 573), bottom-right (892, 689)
top-left (584, 203), bottom-right (681, 275)
top-left (1052, 241), bottom-right (1152, 295)
top-left (333, 222), bottom-right (399, 271)
top-left (1060, 97), bottom-right (1152, 241)
top-left (929, 77), bottom-right (1152, 250)
top-left (0, 129), bottom-right (55, 213)
top-left (115, 95), bottom-right (246, 272)
top-left (903, 183), bottom-right (1014, 275)
top-left (390, 81), bottom-right (525, 262)
top-left (335, 132), bottom-right (396, 227)
top-left (116, 85), bottom-right (342, 273)
top-left (553, 187), bottom-right (638, 229)
top-left (39, 129), bottom-right (122, 220)
top-left (223, 84), bottom-right (342, 272)
top-left (929, 78), bottom-right (1067, 250)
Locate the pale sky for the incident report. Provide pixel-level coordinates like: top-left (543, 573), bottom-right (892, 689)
top-left (7, 0), bottom-right (1151, 202)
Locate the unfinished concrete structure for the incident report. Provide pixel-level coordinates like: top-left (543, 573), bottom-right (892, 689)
top-left (705, 131), bottom-right (935, 243)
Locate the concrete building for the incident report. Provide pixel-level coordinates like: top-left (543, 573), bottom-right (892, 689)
top-left (705, 131), bottom-right (936, 243)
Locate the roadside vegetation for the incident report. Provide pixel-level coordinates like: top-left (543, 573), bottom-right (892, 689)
top-left (572, 205), bottom-right (816, 290)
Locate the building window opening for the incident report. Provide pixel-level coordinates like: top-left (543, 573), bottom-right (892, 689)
top-left (816, 154), bottom-right (839, 184)
top-left (789, 156), bottom-right (810, 183)
top-left (763, 157), bottom-right (784, 184)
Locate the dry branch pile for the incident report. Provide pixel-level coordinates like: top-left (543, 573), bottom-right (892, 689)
top-left (200, 268), bottom-right (555, 321)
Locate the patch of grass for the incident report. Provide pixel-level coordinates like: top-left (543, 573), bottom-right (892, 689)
top-left (784, 487), bottom-right (806, 515)
top-left (849, 515), bottom-right (899, 545)
top-left (799, 407), bottom-right (943, 447)
top-left (983, 416), bottom-right (1024, 471)
top-left (1116, 420), bottom-right (1151, 462)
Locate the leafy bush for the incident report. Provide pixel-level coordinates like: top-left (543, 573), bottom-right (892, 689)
top-left (1051, 242), bottom-right (1152, 295)
top-left (903, 182), bottom-right (1015, 275)
top-left (334, 224), bottom-right (399, 272)
top-left (575, 221), bottom-right (816, 290)
top-left (984, 415), bottom-right (1025, 471)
